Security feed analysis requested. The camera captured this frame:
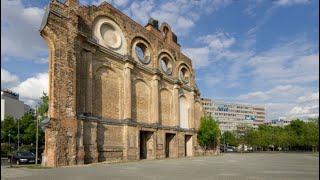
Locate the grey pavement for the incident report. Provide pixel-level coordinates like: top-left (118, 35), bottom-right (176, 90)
top-left (1, 152), bottom-right (319, 180)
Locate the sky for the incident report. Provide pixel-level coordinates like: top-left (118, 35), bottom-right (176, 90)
top-left (1, 0), bottom-right (319, 121)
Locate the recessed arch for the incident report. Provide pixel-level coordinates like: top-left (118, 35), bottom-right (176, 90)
top-left (159, 88), bottom-right (172, 126)
top-left (132, 79), bottom-right (151, 123)
top-left (179, 95), bottom-right (189, 128)
top-left (94, 66), bottom-right (121, 119)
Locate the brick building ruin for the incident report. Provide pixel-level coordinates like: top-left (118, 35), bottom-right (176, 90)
top-left (40, 0), bottom-right (217, 167)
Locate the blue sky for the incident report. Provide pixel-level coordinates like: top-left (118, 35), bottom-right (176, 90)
top-left (1, 0), bottom-right (319, 120)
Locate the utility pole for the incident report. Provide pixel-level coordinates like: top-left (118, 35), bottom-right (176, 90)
top-left (18, 119), bottom-right (20, 150)
top-left (224, 133), bottom-right (226, 152)
top-left (36, 105), bottom-right (39, 165)
top-left (8, 134), bottom-right (11, 153)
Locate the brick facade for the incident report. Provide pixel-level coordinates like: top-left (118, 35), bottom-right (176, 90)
top-left (40, 0), bottom-right (216, 167)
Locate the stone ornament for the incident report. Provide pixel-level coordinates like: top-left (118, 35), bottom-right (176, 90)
top-left (93, 17), bottom-right (126, 53)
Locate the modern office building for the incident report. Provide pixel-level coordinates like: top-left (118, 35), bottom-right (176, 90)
top-left (264, 117), bottom-right (292, 127)
top-left (201, 98), bottom-right (266, 134)
top-left (264, 117), bottom-right (316, 127)
top-left (1, 89), bottom-right (32, 121)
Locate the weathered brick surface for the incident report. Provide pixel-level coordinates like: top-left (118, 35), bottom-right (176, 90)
top-left (40, 0), bottom-right (213, 167)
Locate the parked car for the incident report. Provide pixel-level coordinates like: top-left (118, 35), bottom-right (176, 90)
top-left (226, 146), bottom-right (234, 152)
top-left (8, 151), bottom-right (36, 165)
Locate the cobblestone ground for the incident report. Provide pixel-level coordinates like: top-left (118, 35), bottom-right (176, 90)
top-left (1, 152), bottom-right (319, 180)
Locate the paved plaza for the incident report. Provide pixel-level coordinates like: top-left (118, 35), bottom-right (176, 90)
top-left (1, 152), bottom-right (319, 180)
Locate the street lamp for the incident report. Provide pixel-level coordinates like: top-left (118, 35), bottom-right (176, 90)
top-left (17, 119), bottom-right (20, 150)
top-left (8, 134), bottom-right (11, 154)
top-left (35, 105), bottom-right (39, 165)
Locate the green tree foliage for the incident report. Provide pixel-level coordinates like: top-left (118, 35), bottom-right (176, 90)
top-left (197, 116), bottom-right (221, 154)
top-left (37, 92), bottom-right (49, 121)
top-left (1, 143), bottom-right (11, 157)
top-left (1, 116), bottom-right (17, 142)
top-left (303, 120), bottom-right (319, 152)
top-left (234, 124), bottom-right (254, 152)
top-left (237, 118), bottom-right (319, 152)
top-left (220, 131), bottom-right (238, 147)
top-left (18, 113), bottom-right (44, 145)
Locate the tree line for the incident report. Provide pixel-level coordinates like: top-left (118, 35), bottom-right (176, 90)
top-left (221, 119), bottom-right (319, 152)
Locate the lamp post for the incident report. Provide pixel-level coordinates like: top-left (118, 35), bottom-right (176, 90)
top-left (36, 105), bottom-right (39, 165)
top-left (8, 134), bottom-right (11, 153)
top-left (18, 119), bottom-right (20, 150)
top-left (224, 133), bottom-right (226, 152)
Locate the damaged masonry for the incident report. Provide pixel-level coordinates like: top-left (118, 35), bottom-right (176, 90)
top-left (40, 0), bottom-right (218, 167)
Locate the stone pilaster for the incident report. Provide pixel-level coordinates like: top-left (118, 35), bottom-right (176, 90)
top-left (85, 51), bottom-right (93, 114)
top-left (123, 125), bottom-right (128, 161)
top-left (123, 63), bottom-right (134, 120)
top-left (152, 75), bottom-right (160, 124)
top-left (173, 84), bottom-right (180, 127)
top-left (190, 91), bottom-right (195, 129)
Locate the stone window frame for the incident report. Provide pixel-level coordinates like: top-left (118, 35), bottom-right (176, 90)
top-left (159, 54), bottom-right (173, 76)
top-left (178, 65), bottom-right (190, 85)
top-left (131, 38), bottom-right (153, 65)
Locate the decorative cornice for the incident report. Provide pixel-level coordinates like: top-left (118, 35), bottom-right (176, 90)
top-left (77, 113), bottom-right (197, 133)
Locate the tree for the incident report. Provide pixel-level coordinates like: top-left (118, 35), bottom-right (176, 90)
top-left (287, 120), bottom-right (305, 149)
top-left (197, 116), bottom-right (221, 154)
top-left (18, 113), bottom-right (44, 145)
top-left (220, 131), bottom-right (238, 147)
top-left (303, 120), bottom-right (319, 153)
top-left (37, 92), bottom-right (49, 121)
top-left (234, 124), bottom-right (253, 152)
top-left (1, 116), bottom-right (17, 142)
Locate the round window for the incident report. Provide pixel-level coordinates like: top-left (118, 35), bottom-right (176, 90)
top-left (135, 43), bottom-right (151, 64)
top-left (160, 57), bottom-right (172, 75)
top-left (100, 23), bottom-right (121, 49)
top-left (180, 67), bottom-right (190, 84)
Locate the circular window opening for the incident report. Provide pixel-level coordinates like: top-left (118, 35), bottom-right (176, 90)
top-left (160, 57), bottom-right (172, 75)
top-left (180, 67), bottom-right (190, 84)
top-left (135, 43), bottom-right (151, 64)
top-left (100, 23), bottom-right (121, 49)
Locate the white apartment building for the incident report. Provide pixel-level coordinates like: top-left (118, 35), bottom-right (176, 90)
top-left (1, 89), bottom-right (32, 121)
top-left (201, 98), bottom-right (266, 134)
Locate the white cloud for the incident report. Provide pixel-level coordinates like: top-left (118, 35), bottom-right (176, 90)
top-left (289, 105), bottom-right (319, 119)
top-left (297, 91), bottom-right (319, 103)
top-left (248, 38), bottom-right (319, 85)
top-left (123, 0), bottom-right (232, 36)
top-left (275, 0), bottom-right (311, 6)
top-left (237, 85), bottom-right (319, 120)
top-left (198, 32), bottom-right (236, 51)
top-left (238, 85), bottom-right (305, 102)
top-left (182, 47), bottom-right (210, 69)
top-left (11, 73), bottom-right (48, 104)
top-left (263, 103), bottom-right (296, 120)
top-left (34, 57), bottom-right (49, 64)
top-left (1, 0), bottom-right (48, 61)
top-left (1, 69), bottom-right (48, 106)
top-left (1, 68), bottom-right (20, 88)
